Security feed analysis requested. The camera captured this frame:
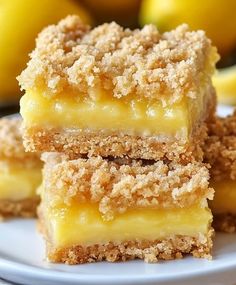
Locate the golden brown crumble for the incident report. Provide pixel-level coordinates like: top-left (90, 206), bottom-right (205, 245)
top-left (0, 117), bottom-right (40, 165)
top-left (41, 154), bottom-right (213, 221)
top-left (18, 15), bottom-right (218, 105)
top-left (204, 111), bottom-right (236, 180)
top-left (0, 197), bottom-right (39, 219)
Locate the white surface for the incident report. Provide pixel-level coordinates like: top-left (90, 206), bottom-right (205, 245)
top-left (0, 105), bottom-right (236, 285)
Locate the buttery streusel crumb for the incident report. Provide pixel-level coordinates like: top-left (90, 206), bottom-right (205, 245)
top-left (0, 117), bottom-right (40, 165)
top-left (18, 15), bottom-right (219, 105)
top-left (204, 111), bottom-right (236, 180)
top-left (42, 154), bottom-right (213, 221)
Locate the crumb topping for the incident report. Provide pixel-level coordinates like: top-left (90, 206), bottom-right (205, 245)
top-left (0, 117), bottom-right (40, 164)
top-left (18, 15), bottom-right (218, 105)
top-left (41, 154), bottom-right (213, 221)
top-left (204, 111), bottom-right (236, 180)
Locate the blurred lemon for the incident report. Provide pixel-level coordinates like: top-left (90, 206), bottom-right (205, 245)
top-left (213, 65), bottom-right (236, 105)
top-left (0, 0), bottom-right (92, 103)
top-left (140, 0), bottom-right (236, 55)
top-left (83, 0), bottom-right (139, 12)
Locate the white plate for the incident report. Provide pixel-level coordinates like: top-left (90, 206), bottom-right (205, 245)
top-left (0, 105), bottom-right (236, 285)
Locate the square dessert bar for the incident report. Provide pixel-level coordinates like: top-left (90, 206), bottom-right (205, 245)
top-left (38, 153), bottom-right (214, 264)
top-left (18, 16), bottom-right (219, 162)
top-left (0, 117), bottom-right (42, 218)
top-left (204, 111), bottom-right (236, 233)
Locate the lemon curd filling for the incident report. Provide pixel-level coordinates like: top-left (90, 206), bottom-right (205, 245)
top-left (0, 165), bottom-right (41, 200)
top-left (44, 203), bottom-right (212, 247)
top-left (210, 180), bottom-right (236, 214)
top-left (20, 81), bottom-right (210, 138)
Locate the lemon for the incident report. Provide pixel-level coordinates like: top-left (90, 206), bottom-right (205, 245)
top-left (140, 0), bottom-right (236, 55)
top-left (0, 0), bottom-right (92, 103)
top-left (213, 65), bottom-right (236, 105)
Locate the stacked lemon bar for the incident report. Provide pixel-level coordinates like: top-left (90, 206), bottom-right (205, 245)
top-left (0, 117), bottom-right (42, 218)
top-left (205, 111), bottom-right (236, 233)
top-left (18, 16), bottom-right (219, 263)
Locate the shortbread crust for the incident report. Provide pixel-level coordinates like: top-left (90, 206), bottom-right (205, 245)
top-left (0, 197), bottom-right (39, 219)
top-left (45, 231), bottom-right (213, 264)
top-left (24, 122), bottom-right (209, 162)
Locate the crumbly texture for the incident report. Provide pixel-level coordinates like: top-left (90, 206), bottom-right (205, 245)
top-left (41, 154), bottom-right (213, 221)
top-left (0, 117), bottom-right (40, 165)
top-left (213, 213), bottom-right (236, 233)
top-left (23, 123), bottom-right (207, 163)
top-left (45, 229), bottom-right (213, 264)
top-left (18, 15), bottom-right (218, 105)
top-left (204, 110), bottom-right (236, 181)
top-left (0, 197), bottom-right (39, 219)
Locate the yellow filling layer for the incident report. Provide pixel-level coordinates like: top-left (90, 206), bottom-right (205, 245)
top-left (0, 165), bottom-right (41, 200)
top-left (45, 203), bottom-right (212, 247)
top-left (21, 90), bottom-right (190, 136)
top-left (210, 180), bottom-right (236, 214)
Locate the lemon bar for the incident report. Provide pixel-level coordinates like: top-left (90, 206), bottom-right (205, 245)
top-left (0, 117), bottom-right (42, 218)
top-left (204, 111), bottom-right (236, 232)
top-left (38, 153), bottom-right (214, 264)
top-left (18, 16), bottom-right (218, 162)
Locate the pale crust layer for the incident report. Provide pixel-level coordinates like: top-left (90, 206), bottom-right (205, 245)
top-left (213, 214), bottom-right (236, 233)
top-left (24, 123), bottom-right (207, 163)
top-left (18, 16), bottom-right (218, 105)
top-left (0, 197), bottom-right (39, 219)
top-left (0, 117), bottom-right (40, 166)
top-left (45, 229), bottom-right (213, 264)
top-left (41, 154), bottom-right (213, 221)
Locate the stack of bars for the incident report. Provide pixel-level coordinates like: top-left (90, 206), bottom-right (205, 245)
top-left (18, 16), bottom-right (219, 264)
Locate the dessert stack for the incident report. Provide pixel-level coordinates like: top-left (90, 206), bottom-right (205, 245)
top-left (18, 16), bottom-right (219, 264)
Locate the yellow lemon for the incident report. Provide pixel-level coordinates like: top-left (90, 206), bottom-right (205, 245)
top-left (213, 65), bottom-right (236, 105)
top-left (0, 0), bottom-right (92, 103)
top-left (140, 0), bottom-right (236, 55)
